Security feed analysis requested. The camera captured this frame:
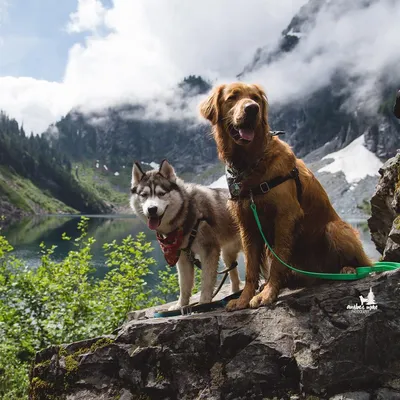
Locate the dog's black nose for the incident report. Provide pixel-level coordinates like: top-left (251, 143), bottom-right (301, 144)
top-left (244, 103), bottom-right (259, 117)
top-left (148, 206), bottom-right (158, 216)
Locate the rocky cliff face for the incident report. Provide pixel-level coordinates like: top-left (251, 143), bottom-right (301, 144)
top-left (239, 0), bottom-right (400, 160)
top-left (368, 151), bottom-right (400, 261)
top-left (43, 76), bottom-right (215, 175)
top-left (30, 270), bottom-right (400, 400)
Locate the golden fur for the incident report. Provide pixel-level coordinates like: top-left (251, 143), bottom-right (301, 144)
top-left (199, 82), bottom-right (372, 311)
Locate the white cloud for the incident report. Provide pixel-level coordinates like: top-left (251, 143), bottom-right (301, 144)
top-left (0, 76), bottom-right (70, 134)
top-left (244, 0), bottom-right (400, 114)
top-left (4, 0), bottom-right (400, 134)
top-left (66, 0), bottom-right (106, 33)
top-left (0, 0), bottom-right (304, 133)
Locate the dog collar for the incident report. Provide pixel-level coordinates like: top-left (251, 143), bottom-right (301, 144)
top-left (226, 164), bottom-right (302, 203)
top-left (225, 157), bottom-right (265, 199)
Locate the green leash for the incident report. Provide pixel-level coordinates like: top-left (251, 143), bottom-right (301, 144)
top-left (250, 201), bottom-right (400, 280)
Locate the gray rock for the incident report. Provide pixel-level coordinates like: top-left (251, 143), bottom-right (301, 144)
top-left (329, 392), bottom-right (370, 400)
top-left (375, 388), bottom-right (400, 400)
top-left (368, 152), bottom-right (400, 260)
top-left (30, 270), bottom-right (400, 400)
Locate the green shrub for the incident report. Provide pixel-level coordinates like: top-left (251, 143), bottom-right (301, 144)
top-left (0, 216), bottom-right (181, 399)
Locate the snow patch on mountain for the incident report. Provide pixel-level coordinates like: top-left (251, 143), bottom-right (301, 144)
top-left (209, 175), bottom-right (228, 189)
top-left (318, 134), bottom-right (382, 184)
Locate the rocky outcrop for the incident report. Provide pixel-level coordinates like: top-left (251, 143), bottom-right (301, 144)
top-left (30, 270), bottom-right (400, 400)
top-left (368, 151), bottom-right (400, 261)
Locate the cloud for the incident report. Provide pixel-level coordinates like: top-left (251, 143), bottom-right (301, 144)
top-left (243, 0), bottom-right (400, 114)
top-left (66, 0), bottom-right (106, 34)
top-left (0, 76), bottom-right (70, 134)
top-left (0, 0), bottom-right (304, 133)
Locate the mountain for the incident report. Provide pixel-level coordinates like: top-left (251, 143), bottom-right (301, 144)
top-left (32, 0), bottom-right (399, 220)
top-left (0, 112), bottom-right (112, 226)
top-left (238, 0), bottom-right (400, 160)
top-left (43, 76), bottom-right (216, 177)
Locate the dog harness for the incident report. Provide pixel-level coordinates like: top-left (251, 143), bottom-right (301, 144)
top-left (226, 163), bottom-right (303, 204)
top-left (156, 218), bottom-right (206, 268)
top-left (154, 216), bottom-right (240, 318)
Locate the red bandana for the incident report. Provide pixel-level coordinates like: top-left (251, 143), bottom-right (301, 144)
top-left (156, 227), bottom-right (184, 266)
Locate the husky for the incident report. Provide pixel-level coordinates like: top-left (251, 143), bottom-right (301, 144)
top-left (130, 159), bottom-right (242, 310)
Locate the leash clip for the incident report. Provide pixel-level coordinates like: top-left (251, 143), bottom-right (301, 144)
top-left (250, 190), bottom-right (255, 204)
top-left (181, 305), bottom-right (193, 316)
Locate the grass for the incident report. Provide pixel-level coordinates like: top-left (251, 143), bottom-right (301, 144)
top-left (73, 162), bottom-right (129, 208)
top-left (179, 162), bottom-right (225, 184)
top-left (0, 166), bottom-right (77, 215)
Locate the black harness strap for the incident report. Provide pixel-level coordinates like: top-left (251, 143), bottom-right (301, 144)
top-left (180, 217), bottom-right (239, 301)
top-left (181, 217), bottom-right (207, 269)
top-left (248, 167), bottom-right (302, 204)
top-left (227, 166), bottom-right (302, 204)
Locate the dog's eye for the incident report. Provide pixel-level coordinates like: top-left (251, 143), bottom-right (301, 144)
top-left (139, 192), bottom-right (148, 198)
top-left (227, 94), bottom-right (238, 101)
top-left (158, 192), bottom-right (166, 197)
top-left (251, 95), bottom-right (260, 102)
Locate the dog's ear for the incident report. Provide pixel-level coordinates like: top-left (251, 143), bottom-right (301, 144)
top-left (199, 84), bottom-right (225, 125)
top-left (132, 161), bottom-right (145, 189)
top-left (254, 84), bottom-right (269, 127)
top-left (159, 159), bottom-right (176, 182)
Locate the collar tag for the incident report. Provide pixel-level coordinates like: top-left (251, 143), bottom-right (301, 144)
top-left (225, 164), bottom-right (242, 198)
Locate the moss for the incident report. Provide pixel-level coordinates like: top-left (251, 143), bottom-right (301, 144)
top-left (89, 337), bottom-right (115, 352)
top-left (30, 377), bottom-right (56, 400)
top-left (394, 216), bottom-right (400, 230)
top-left (31, 338), bottom-right (115, 398)
top-left (64, 355), bottom-right (79, 375)
top-left (35, 359), bottom-right (51, 369)
top-left (58, 346), bottom-right (67, 357)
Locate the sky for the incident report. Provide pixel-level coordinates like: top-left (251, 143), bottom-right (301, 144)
top-left (0, 0), bottom-right (399, 134)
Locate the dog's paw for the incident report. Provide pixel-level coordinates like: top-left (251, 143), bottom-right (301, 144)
top-left (198, 297), bottom-right (212, 305)
top-left (340, 266), bottom-right (356, 274)
top-left (225, 298), bottom-right (249, 312)
top-left (168, 303), bottom-right (183, 311)
top-left (249, 285), bottom-right (278, 308)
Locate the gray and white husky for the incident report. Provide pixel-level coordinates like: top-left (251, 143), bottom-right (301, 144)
top-left (130, 159), bottom-right (242, 310)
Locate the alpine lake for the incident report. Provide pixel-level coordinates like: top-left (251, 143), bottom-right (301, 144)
top-left (1, 213), bottom-right (381, 291)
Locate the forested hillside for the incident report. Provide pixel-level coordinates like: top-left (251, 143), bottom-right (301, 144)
top-left (0, 112), bottom-right (112, 225)
top-left (43, 76), bottom-right (215, 175)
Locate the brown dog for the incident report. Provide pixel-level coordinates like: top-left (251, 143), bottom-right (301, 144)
top-left (199, 82), bottom-right (372, 311)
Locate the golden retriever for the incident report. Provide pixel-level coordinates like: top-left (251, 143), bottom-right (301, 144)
top-left (199, 82), bottom-right (372, 311)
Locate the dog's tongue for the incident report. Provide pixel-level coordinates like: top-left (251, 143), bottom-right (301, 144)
top-left (148, 216), bottom-right (160, 230)
top-left (239, 128), bottom-right (255, 141)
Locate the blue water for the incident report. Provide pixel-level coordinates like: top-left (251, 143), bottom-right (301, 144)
top-left (2, 214), bottom-right (380, 290)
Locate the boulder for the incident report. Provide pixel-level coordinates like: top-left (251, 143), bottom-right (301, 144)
top-left (368, 151), bottom-right (400, 260)
top-left (30, 270), bottom-right (400, 400)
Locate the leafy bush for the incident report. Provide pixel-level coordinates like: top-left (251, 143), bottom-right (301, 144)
top-left (0, 216), bottom-right (182, 399)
